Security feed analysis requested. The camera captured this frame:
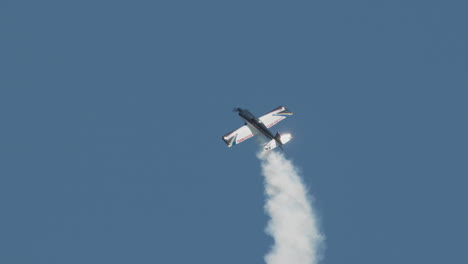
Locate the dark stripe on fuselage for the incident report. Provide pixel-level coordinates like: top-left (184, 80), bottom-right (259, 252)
top-left (238, 109), bottom-right (275, 140)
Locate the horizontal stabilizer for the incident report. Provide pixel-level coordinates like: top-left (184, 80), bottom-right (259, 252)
top-left (276, 132), bottom-right (293, 144)
top-left (264, 132), bottom-right (293, 151)
top-left (264, 138), bottom-right (278, 151)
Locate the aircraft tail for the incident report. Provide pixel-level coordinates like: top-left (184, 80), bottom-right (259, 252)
top-left (276, 132), bottom-right (293, 145)
top-left (264, 132), bottom-right (293, 151)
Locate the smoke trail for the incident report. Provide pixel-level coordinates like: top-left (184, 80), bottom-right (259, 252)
top-left (257, 150), bottom-right (324, 264)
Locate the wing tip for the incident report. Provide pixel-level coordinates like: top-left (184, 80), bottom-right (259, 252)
top-left (271, 106), bottom-right (293, 115)
top-left (221, 135), bottom-right (235, 147)
top-left (278, 106), bottom-right (293, 116)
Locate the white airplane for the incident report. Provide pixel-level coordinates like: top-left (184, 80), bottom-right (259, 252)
top-left (222, 106), bottom-right (293, 151)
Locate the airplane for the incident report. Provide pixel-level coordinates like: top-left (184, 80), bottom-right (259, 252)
top-left (222, 106), bottom-right (293, 151)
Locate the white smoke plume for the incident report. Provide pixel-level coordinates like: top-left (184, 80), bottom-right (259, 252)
top-left (257, 150), bottom-right (325, 264)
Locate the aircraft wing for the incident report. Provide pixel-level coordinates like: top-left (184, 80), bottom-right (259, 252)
top-left (259, 106), bottom-right (293, 128)
top-left (222, 125), bottom-right (254, 147)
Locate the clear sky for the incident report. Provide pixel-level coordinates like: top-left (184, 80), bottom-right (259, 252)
top-left (1, 1), bottom-right (467, 263)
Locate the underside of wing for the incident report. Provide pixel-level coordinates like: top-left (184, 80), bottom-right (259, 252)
top-left (259, 106), bottom-right (293, 128)
top-left (222, 125), bottom-right (254, 147)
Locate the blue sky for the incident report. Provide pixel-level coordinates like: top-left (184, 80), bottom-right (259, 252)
top-left (1, 1), bottom-right (467, 263)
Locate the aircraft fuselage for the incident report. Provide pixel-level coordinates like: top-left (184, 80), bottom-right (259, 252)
top-left (236, 108), bottom-right (276, 141)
